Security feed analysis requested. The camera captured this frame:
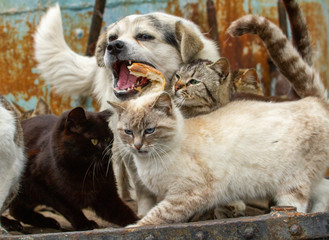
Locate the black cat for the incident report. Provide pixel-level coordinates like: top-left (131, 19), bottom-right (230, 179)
top-left (9, 107), bottom-right (138, 230)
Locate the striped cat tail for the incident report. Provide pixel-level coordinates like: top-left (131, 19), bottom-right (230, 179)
top-left (227, 15), bottom-right (327, 101)
top-left (283, 0), bottom-right (313, 66)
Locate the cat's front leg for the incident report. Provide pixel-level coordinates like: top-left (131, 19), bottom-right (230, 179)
top-left (128, 193), bottom-right (207, 227)
top-left (124, 156), bottom-right (157, 218)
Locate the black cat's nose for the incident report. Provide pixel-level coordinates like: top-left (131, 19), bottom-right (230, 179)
top-left (107, 40), bottom-right (125, 55)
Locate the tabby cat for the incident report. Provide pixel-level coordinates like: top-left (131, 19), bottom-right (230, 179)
top-left (0, 96), bottom-right (26, 234)
top-left (12, 98), bottom-right (52, 121)
top-left (227, 15), bottom-right (326, 101)
top-left (109, 87), bottom-right (329, 227)
top-left (172, 58), bottom-right (263, 118)
top-left (9, 107), bottom-right (138, 231)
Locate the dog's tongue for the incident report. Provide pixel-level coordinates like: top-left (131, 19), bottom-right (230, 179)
top-left (117, 63), bottom-right (138, 90)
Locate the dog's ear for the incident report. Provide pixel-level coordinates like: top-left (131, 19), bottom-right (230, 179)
top-left (175, 21), bottom-right (204, 63)
top-left (95, 31), bottom-right (108, 67)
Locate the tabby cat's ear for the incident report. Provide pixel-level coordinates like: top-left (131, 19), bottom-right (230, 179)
top-left (107, 101), bottom-right (126, 114)
top-left (33, 98), bottom-right (51, 116)
top-left (151, 92), bottom-right (173, 116)
top-left (66, 107), bottom-right (87, 131)
top-left (208, 57), bottom-right (230, 76)
top-left (241, 69), bottom-right (259, 85)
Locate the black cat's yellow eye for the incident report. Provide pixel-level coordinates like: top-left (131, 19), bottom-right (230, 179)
top-left (124, 130), bottom-right (133, 135)
top-left (144, 128), bottom-right (155, 134)
top-left (106, 137), bottom-right (112, 143)
top-left (188, 79), bottom-right (200, 85)
top-left (91, 139), bottom-right (98, 145)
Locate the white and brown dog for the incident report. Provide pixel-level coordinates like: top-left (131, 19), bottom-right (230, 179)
top-left (34, 3), bottom-right (220, 218)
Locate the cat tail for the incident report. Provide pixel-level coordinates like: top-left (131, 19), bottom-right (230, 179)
top-left (283, 0), bottom-right (313, 66)
top-left (227, 15), bottom-right (327, 101)
top-left (34, 3), bottom-right (96, 97)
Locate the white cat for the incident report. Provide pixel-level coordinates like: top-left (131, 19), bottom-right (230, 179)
top-left (109, 91), bottom-right (329, 227)
top-left (0, 96), bottom-right (25, 233)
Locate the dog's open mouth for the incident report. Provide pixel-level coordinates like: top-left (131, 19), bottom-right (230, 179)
top-left (113, 61), bottom-right (154, 97)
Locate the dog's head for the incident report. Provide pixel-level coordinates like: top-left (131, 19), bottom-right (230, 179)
top-left (95, 12), bottom-right (219, 101)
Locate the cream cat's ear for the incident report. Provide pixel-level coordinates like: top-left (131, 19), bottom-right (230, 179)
top-left (175, 21), bottom-right (204, 63)
top-left (151, 92), bottom-right (173, 116)
top-left (208, 57), bottom-right (230, 76)
top-left (107, 101), bottom-right (127, 114)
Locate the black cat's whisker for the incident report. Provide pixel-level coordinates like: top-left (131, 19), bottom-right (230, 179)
top-left (82, 159), bottom-right (96, 192)
top-left (92, 160), bottom-right (97, 190)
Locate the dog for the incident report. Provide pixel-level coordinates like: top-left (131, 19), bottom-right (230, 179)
top-left (34, 3), bottom-right (220, 218)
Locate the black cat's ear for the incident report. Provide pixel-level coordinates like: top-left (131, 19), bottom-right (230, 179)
top-left (66, 107), bottom-right (87, 131)
top-left (68, 107), bottom-right (87, 122)
top-left (151, 92), bottom-right (173, 116)
top-left (208, 57), bottom-right (230, 76)
top-left (107, 101), bottom-right (127, 114)
top-left (99, 109), bottom-right (113, 121)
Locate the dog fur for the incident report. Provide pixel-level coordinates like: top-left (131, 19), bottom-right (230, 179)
top-left (34, 3), bottom-right (220, 218)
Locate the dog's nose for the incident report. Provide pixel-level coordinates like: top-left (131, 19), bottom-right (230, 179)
top-left (107, 40), bottom-right (125, 55)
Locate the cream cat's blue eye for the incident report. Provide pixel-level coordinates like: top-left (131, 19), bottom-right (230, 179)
top-left (124, 130), bottom-right (133, 135)
top-left (144, 128), bottom-right (155, 134)
top-left (188, 79), bottom-right (200, 85)
top-left (91, 139), bottom-right (98, 145)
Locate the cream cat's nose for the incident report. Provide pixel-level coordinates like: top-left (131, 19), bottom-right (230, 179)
top-left (134, 143), bottom-right (142, 150)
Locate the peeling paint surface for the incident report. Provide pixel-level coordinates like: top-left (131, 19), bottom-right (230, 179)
top-left (0, 0), bottom-right (328, 114)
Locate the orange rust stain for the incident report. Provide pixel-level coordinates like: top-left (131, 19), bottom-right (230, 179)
top-left (165, 0), bottom-right (183, 17)
top-left (0, 10), bottom-right (99, 116)
top-left (216, 0), bottom-right (273, 95)
top-left (300, 2), bottom-right (328, 89)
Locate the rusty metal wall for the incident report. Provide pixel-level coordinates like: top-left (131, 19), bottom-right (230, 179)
top-left (0, 0), bottom-right (328, 114)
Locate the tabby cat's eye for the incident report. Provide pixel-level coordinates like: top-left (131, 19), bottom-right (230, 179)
top-left (144, 128), bottom-right (155, 134)
top-left (175, 74), bottom-right (180, 80)
top-left (188, 79), bottom-right (200, 85)
top-left (91, 139), bottom-right (98, 145)
top-left (124, 130), bottom-right (133, 135)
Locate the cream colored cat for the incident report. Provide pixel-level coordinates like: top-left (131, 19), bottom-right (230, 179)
top-left (109, 87), bottom-right (329, 227)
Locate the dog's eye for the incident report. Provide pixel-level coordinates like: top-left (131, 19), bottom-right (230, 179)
top-left (108, 35), bottom-right (118, 42)
top-left (136, 33), bottom-right (155, 41)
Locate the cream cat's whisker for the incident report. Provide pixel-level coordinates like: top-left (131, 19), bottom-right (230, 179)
top-left (152, 149), bottom-right (168, 172)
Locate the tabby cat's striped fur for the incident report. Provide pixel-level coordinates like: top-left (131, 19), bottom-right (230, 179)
top-left (227, 14), bottom-right (326, 101)
top-left (172, 58), bottom-right (263, 118)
